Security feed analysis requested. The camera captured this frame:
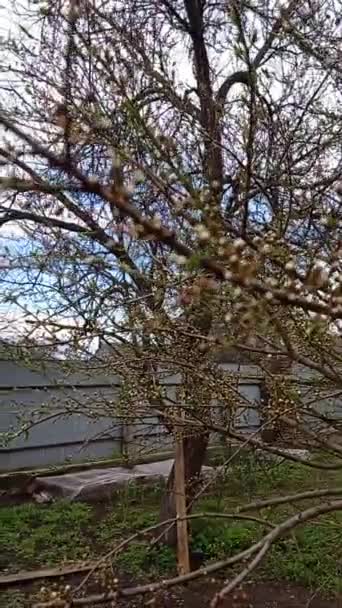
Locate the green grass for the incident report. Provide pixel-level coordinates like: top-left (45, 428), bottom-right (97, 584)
top-left (0, 501), bottom-right (93, 570)
top-left (0, 591), bottom-right (27, 608)
top-left (193, 456), bottom-right (342, 594)
top-left (1, 455), bottom-right (342, 598)
top-left (190, 503), bottom-right (342, 593)
top-left (266, 520), bottom-right (342, 592)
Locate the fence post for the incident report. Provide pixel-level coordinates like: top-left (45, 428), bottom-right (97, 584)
top-left (121, 418), bottom-right (137, 465)
top-left (174, 407), bottom-right (190, 575)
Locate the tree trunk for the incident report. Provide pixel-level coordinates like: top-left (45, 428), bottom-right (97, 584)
top-left (158, 431), bottom-right (210, 546)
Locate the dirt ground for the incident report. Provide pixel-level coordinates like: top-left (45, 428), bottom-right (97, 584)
top-left (2, 573), bottom-right (342, 607)
top-left (2, 468), bottom-right (342, 608)
top-left (115, 581), bottom-right (342, 608)
top-left (184, 581), bottom-right (342, 607)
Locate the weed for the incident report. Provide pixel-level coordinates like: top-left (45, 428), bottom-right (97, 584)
top-left (0, 501), bottom-right (92, 570)
top-left (1, 458), bottom-right (342, 595)
top-left (116, 543), bottom-right (150, 575)
top-left (115, 542), bottom-right (176, 575)
top-left (0, 591), bottom-right (26, 608)
top-left (266, 516), bottom-right (342, 594)
top-left (96, 507), bottom-right (157, 543)
top-left (191, 519), bottom-right (258, 560)
top-left (151, 545), bottom-right (176, 573)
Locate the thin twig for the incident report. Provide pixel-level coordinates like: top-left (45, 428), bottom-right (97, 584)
top-left (237, 486), bottom-right (342, 512)
top-left (75, 511), bottom-right (273, 594)
top-left (34, 499), bottom-right (342, 607)
top-left (210, 498), bottom-right (342, 606)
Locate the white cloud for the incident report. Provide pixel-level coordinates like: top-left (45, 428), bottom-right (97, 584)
top-left (0, 221), bottom-right (26, 239)
top-left (0, 307), bottom-right (91, 356)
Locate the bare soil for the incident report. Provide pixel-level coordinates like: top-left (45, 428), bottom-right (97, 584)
top-left (115, 581), bottom-right (341, 608)
top-left (2, 571), bottom-right (342, 607)
top-left (181, 581), bottom-right (342, 607)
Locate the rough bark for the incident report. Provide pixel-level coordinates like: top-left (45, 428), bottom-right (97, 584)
top-left (158, 431), bottom-right (210, 546)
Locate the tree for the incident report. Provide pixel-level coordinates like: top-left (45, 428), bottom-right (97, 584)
top-left (0, 0), bottom-right (342, 591)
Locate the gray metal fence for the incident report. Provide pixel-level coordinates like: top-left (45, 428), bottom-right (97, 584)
top-left (0, 359), bottom-right (262, 471)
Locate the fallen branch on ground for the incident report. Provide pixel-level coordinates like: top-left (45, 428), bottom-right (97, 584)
top-left (76, 511), bottom-right (273, 594)
top-left (210, 498), bottom-right (342, 607)
top-left (0, 562), bottom-right (93, 587)
top-left (0, 512), bottom-right (271, 590)
top-left (237, 486), bottom-right (342, 512)
top-left (33, 499), bottom-right (342, 608)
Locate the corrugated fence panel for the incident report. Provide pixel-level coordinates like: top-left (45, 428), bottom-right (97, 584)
top-left (0, 383), bottom-right (123, 470)
top-left (235, 383), bottom-right (261, 430)
top-left (0, 360), bottom-right (121, 389)
top-left (0, 380), bottom-right (263, 470)
top-left (0, 439), bottom-right (121, 470)
top-left (7, 358), bottom-right (338, 471)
